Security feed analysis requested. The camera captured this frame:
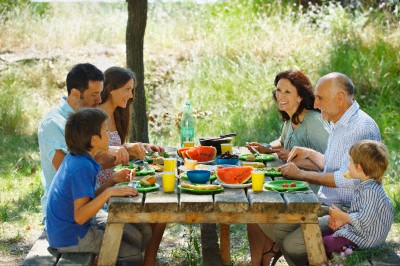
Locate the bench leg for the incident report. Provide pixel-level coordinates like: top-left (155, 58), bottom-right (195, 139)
top-left (301, 223), bottom-right (327, 266)
top-left (98, 223), bottom-right (124, 266)
top-left (219, 223), bottom-right (230, 266)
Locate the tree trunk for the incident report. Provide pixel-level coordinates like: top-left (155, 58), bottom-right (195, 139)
top-left (126, 0), bottom-right (149, 143)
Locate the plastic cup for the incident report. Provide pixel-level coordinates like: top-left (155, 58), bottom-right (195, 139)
top-left (163, 158), bottom-right (177, 172)
top-left (184, 159), bottom-right (198, 170)
top-left (251, 171), bottom-right (265, 192)
top-left (183, 141), bottom-right (195, 147)
top-left (162, 172), bottom-right (175, 193)
top-left (221, 143), bottom-right (233, 154)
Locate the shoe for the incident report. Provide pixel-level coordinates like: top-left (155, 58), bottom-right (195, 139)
top-left (261, 242), bottom-right (282, 266)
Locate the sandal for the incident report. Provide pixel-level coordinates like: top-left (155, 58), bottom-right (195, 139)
top-left (261, 242), bottom-right (282, 266)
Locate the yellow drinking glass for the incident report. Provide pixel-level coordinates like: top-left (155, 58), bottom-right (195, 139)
top-left (162, 172), bottom-right (175, 193)
top-left (183, 141), bottom-right (195, 147)
top-left (251, 171), bottom-right (265, 192)
top-left (184, 159), bottom-right (198, 170)
top-left (220, 143), bottom-right (233, 154)
top-left (163, 158), bottom-right (177, 172)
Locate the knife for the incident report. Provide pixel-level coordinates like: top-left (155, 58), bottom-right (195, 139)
top-left (219, 133), bottom-right (237, 138)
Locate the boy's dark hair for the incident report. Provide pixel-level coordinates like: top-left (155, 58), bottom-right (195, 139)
top-left (65, 108), bottom-right (108, 155)
top-left (349, 140), bottom-right (389, 184)
top-left (66, 63), bottom-right (104, 95)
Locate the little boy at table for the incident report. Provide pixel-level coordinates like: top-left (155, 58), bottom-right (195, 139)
top-left (323, 140), bottom-right (393, 256)
top-left (46, 108), bottom-right (146, 264)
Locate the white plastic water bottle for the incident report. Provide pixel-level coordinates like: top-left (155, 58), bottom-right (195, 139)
top-left (180, 101), bottom-right (195, 147)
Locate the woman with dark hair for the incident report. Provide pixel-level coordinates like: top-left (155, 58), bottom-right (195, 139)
top-left (97, 66), bottom-right (166, 265)
top-left (248, 70), bottom-right (330, 166)
top-left (247, 70), bottom-right (330, 266)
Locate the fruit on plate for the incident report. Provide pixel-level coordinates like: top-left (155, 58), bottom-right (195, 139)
top-left (290, 182), bottom-right (296, 187)
top-left (185, 146), bottom-right (217, 162)
top-left (282, 183), bottom-right (288, 188)
top-left (216, 166), bottom-right (252, 184)
top-left (139, 175), bottom-right (157, 187)
top-left (177, 147), bottom-right (191, 158)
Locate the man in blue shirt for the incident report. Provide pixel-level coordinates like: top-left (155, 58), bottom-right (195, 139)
top-left (274, 72), bottom-right (381, 265)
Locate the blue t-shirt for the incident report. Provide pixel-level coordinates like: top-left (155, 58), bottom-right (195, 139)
top-left (46, 153), bottom-right (101, 248)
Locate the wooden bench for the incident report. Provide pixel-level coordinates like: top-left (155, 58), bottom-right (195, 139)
top-left (22, 231), bottom-right (95, 266)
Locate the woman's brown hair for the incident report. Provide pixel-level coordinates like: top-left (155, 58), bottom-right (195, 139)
top-left (101, 67), bottom-right (137, 144)
top-left (273, 70), bottom-right (317, 125)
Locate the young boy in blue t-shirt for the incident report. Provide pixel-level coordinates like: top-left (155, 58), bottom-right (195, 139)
top-left (46, 108), bottom-right (143, 263)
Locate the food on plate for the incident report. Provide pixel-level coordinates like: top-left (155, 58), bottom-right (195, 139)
top-left (343, 171), bottom-right (351, 178)
top-left (185, 146), bottom-right (217, 162)
top-left (150, 164), bottom-right (163, 172)
top-left (153, 156), bottom-right (164, 165)
top-left (245, 155), bottom-right (256, 162)
top-left (290, 182), bottom-right (297, 187)
top-left (139, 175), bottom-right (157, 187)
top-left (216, 166), bottom-right (252, 184)
top-left (243, 162), bottom-right (265, 168)
top-left (217, 152), bottom-right (239, 159)
top-left (194, 164), bottom-right (210, 170)
top-left (177, 147), bottom-right (191, 158)
top-left (181, 181), bottom-right (222, 191)
top-left (282, 183), bottom-right (289, 188)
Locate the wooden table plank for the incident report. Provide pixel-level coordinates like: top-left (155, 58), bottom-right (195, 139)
top-left (107, 193), bottom-right (143, 214)
top-left (214, 188), bottom-right (249, 212)
top-left (247, 190), bottom-right (286, 213)
top-left (144, 190), bottom-right (179, 212)
top-left (283, 190), bottom-right (320, 213)
top-left (179, 192), bottom-right (214, 212)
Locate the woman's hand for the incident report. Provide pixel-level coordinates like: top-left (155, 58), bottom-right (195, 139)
top-left (246, 142), bottom-right (272, 154)
top-left (280, 162), bottom-right (304, 180)
top-left (143, 143), bottom-right (165, 154)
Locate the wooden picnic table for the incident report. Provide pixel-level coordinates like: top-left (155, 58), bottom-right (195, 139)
top-left (98, 150), bottom-right (327, 266)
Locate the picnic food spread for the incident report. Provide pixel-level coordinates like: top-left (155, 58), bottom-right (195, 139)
top-left (139, 175), bottom-right (157, 187)
top-left (177, 146), bottom-right (217, 162)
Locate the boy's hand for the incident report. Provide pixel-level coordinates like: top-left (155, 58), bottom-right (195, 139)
top-left (112, 169), bottom-right (134, 184)
top-left (108, 186), bottom-right (139, 197)
top-left (329, 205), bottom-right (345, 220)
top-left (109, 146), bottom-right (130, 165)
top-left (328, 216), bottom-right (346, 231)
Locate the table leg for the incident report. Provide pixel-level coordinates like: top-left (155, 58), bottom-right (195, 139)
top-left (98, 223), bottom-right (124, 266)
top-left (219, 223), bottom-right (230, 266)
top-left (301, 223), bottom-right (327, 266)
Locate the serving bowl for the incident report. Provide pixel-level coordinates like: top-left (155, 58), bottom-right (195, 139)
top-left (186, 170), bottom-right (211, 184)
top-left (215, 157), bottom-right (239, 165)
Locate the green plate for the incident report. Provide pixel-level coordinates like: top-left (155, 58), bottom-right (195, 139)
top-left (239, 153), bottom-right (276, 162)
top-left (180, 173), bottom-right (217, 183)
top-left (178, 185), bottom-right (224, 194)
top-left (114, 163), bottom-right (156, 176)
top-left (115, 181), bottom-right (160, 193)
top-left (260, 167), bottom-right (283, 177)
top-left (264, 180), bottom-right (308, 192)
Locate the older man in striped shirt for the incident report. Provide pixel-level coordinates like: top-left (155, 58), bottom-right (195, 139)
top-left (273, 72), bottom-right (382, 266)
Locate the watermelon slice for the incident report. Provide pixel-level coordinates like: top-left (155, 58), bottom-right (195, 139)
top-left (216, 166), bottom-right (252, 184)
top-left (185, 146), bottom-right (216, 162)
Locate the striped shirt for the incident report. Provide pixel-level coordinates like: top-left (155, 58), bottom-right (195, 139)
top-left (333, 179), bottom-right (393, 248)
top-left (317, 101), bottom-right (381, 206)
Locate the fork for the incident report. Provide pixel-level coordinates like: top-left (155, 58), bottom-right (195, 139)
top-left (128, 170), bottom-right (135, 187)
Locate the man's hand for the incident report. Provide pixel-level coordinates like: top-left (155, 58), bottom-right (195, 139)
top-left (245, 142), bottom-right (273, 154)
top-left (108, 146), bottom-right (130, 165)
top-left (280, 162), bottom-right (304, 180)
top-left (274, 148), bottom-right (290, 162)
top-left (287, 146), bottom-right (313, 163)
top-left (123, 143), bottom-right (147, 160)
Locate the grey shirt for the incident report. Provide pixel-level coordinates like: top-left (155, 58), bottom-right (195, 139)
top-left (280, 110), bottom-right (330, 154)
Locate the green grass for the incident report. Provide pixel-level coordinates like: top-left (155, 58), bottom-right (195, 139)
top-left (0, 0), bottom-right (399, 264)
